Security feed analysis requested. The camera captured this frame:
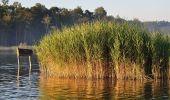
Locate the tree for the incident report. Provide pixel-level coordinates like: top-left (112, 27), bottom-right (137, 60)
top-left (60, 8), bottom-right (70, 19)
top-left (85, 10), bottom-right (93, 19)
top-left (1, 0), bottom-right (8, 6)
top-left (94, 7), bottom-right (107, 19)
top-left (30, 3), bottom-right (48, 35)
top-left (13, 2), bottom-right (21, 8)
top-left (50, 7), bottom-right (60, 13)
top-left (49, 7), bottom-right (60, 27)
top-left (42, 15), bottom-right (51, 33)
top-left (73, 6), bottom-right (83, 16)
top-left (2, 14), bottom-right (11, 24)
top-left (35, 3), bottom-right (47, 11)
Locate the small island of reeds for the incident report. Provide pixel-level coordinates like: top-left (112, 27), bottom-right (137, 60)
top-left (36, 21), bottom-right (170, 80)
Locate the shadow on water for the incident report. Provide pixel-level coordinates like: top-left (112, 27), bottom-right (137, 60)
top-left (144, 82), bottom-right (153, 99)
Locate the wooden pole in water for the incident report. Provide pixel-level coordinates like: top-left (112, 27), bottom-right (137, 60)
top-left (17, 49), bottom-right (20, 80)
top-left (29, 56), bottom-right (32, 74)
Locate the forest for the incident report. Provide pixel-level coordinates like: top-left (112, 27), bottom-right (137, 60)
top-left (0, 0), bottom-right (170, 46)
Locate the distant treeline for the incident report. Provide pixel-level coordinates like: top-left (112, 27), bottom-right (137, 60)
top-left (0, 0), bottom-right (170, 46)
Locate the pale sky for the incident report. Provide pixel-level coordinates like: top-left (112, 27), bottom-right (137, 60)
top-left (8, 0), bottom-right (170, 21)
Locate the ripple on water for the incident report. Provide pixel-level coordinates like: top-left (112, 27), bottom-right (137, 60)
top-left (0, 61), bottom-right (39, 100)
top-left (1, 54), bottom-right (170, 99)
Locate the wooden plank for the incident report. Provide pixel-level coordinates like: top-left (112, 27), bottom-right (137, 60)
top-left (17, 48), bottom-right (33, 56)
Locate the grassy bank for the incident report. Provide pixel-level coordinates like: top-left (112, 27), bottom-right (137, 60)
top-left (36, 21), bottom-right (170, 80)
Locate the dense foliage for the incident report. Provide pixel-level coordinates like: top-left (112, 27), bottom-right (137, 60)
top-left (36, 21), bottom-right (170, 80)
top-left (0, 1), bottom-right (110, 46)
top-left (0, 1), bottom-right (170, 46)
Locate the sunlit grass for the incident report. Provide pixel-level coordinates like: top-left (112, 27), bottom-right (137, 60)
top-left (36, 21), bottom-right (170, 80)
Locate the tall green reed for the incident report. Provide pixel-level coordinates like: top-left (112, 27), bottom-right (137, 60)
top-left (36, 21), bottom-right (170, 80)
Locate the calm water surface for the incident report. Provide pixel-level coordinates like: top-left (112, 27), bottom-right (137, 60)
top-left (0, 52), bottom-right (170, 100)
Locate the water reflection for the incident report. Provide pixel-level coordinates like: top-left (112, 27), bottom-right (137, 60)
top-left (0, 52), bottom-right (39, 100)
top-left (39, 76), bottom-right (170, 100)
top-left (144, 82), bottom-right (153, 99)
top-left (1, 52), bottom-right (170, 100)
top-left (39, 77), bottom-right (116, 100)
top-left (152, 80), bottom-right (169, 99)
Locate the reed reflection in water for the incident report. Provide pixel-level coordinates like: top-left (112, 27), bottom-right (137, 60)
top-left (39, 75), bottom-right (170, 100)
top-left (1, 52), bottom-right (170, 100)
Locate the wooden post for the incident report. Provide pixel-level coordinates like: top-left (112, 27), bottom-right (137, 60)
top-left (29, 56), bottom-right (32, 79)
top-left (28, 55), bottom-right (32, 80)
top-left (17, 55), bottom-right (20, 80)
top-left (16, 48), bottom-right (33, 80)
top-left (17, 48), bottom-right (20, 80)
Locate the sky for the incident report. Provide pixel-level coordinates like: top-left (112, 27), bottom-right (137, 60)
top-left (8, 0), bottom-right (170, 22)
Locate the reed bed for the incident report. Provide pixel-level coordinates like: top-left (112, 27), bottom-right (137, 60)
top-left (36, 21), bottom-right (170, 80)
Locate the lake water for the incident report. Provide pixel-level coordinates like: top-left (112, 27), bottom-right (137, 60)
top-left (0, 52), bottom-right (170, 100)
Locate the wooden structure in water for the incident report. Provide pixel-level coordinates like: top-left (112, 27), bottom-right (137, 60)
top-left (16, 48), bottom-right (33, 80)
top-left (17, 48), bottom-right (33, 56)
